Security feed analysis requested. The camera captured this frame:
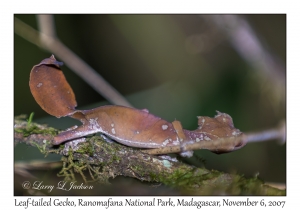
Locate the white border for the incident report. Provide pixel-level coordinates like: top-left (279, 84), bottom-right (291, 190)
top-left (3, 0), bottom-right (297, 209)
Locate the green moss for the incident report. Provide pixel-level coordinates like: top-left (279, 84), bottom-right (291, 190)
top-left (130, 165), bottom-right (146, 177)
top-left (112, 153), bottom-right (121, 163)
top-left (164, 168), bottom-right (198, 187)
top-left (27, 112), bottom-right (34, 127)
top-left (14, 123), bottom-right (58, 137)
top-left (31, 139), bottom-right (52, 155)
top-left (14, 114), bottom-right (57, 137)
top-left (74, 141), bottom-right (95, 156)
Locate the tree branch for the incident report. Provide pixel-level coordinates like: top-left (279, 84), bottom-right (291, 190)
top-left (14, 116), bottom-right (285, 195)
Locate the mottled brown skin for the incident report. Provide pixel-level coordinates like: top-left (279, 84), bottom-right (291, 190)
top-left (54, 106), bottom-right (180, 148)
top-left (53, 106), bottom-right (243, 151)
top-left (184, 111), bottom-right (242, 142)
top-left (30, 55), bottom-right (243, 152)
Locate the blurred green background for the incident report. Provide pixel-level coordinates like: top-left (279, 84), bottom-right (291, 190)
top-left (14, 14), bottom-right (286, 194)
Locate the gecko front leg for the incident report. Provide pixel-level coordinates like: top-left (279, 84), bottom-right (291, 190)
top-left (172, 120), bottom-right (194, 157)
top-left (53, 117), bottom-right (104, 145)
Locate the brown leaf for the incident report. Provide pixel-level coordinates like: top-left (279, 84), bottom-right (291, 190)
top-left (29, 55), bottom-right (77, 118)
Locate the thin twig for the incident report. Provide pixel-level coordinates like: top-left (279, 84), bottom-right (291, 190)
top-left (36, 15), bottom-right (57, 38)
top-left (15, 160), bottom-right (62, 179)
top-left (14, 16), bottom-right (133, 108)
top-left (14, 17), bottom-right (43, 48)
top-left (246, 121), bottom-right (286, 144)
top-left (205, 15), bottom-right (285, 84)
top-left (202, 15), bottom-right (285, 113)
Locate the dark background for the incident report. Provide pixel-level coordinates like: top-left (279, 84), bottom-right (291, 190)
top-left (14, 14), bottom-right (286, 194)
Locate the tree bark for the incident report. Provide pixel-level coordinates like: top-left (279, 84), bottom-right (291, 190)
top-left (14, 116), bottom-right (285, 195)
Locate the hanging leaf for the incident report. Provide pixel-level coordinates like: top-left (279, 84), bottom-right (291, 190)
top-left (29, 55), bottom-right (77, 118)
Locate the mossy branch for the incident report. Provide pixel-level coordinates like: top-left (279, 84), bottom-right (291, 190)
top-left (14, 116), bottom-right (285, 195)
